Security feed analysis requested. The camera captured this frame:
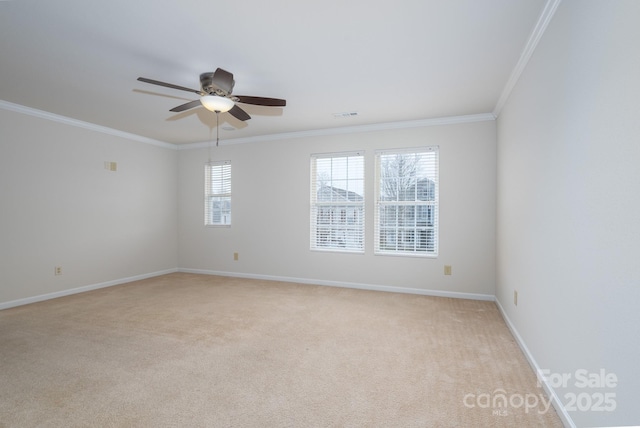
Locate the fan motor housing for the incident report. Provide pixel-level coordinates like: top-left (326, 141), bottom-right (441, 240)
top-left (200, 72), bottom-right (234, 96)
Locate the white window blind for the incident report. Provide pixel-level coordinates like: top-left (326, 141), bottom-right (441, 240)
top-left (205, 160), bottom-right (231, 226)
top-left (310, 152), bottom-right (364, 252)
top-left (375, 147), bottom-right (438, 256)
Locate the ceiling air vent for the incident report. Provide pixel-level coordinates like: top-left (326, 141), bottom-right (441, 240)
top-left (333, 111), bottom-right (358, 119)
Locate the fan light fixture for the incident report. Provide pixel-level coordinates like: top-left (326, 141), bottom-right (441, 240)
top-left (200, 95), bottom-right (234, 112)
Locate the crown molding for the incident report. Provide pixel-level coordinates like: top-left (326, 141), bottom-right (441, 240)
top-left (493, 0), bottom-right (562, 117)
top-left (178, 112), bottom-right (496, 150)
top-left (2, 98), bottom-right (494, 151)
top-left (0, 100), bottom-right (177, 150)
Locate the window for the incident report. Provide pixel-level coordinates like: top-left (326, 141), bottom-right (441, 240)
top-left (310, 152), bottom-right (364, 252)
top-left (375, 147), bottom-right (438, 256)
top-left (205, 160), bottom-right (231, 226)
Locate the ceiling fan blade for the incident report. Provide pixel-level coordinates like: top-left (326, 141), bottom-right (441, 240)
top-left (228, 104), bottom-right (251, 121)
top-left (235, 96), bottom-right (286, 107)
top-left (212, 68), bottom-right (235, 95)
top-left (137, 77), bottom-right (202, 95)
top-left (169, 99), bottom-right (202, 112)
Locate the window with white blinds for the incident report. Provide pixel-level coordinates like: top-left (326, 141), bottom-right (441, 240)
top-left (310, 152), bottom-right (364, 252)
top-left (375, 147), bottom-right (438, 256)
top-left (205, 160), bottom-right (231, 226)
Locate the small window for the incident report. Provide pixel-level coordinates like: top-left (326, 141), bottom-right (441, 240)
top-left (205, 160), bottom-right (231, 226)
top-left (310, 152), bottom-right (365, 252)
top-left (375, 147), bottom-right (438, 256)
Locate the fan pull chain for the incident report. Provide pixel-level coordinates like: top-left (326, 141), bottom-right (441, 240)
top-left (216, 111), bottom-right (220, 147)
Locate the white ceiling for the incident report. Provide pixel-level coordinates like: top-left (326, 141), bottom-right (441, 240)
top-left (0, 0), bottom-right (549, 146)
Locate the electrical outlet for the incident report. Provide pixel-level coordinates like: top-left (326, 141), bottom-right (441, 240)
top-left (514, 290), bottom-right (518, 306)
top-left (444, 265), bottom-right (452, 275)
top-left (54, 266), bottom-right (63, 276)
top-left (233, 252), bottom-right (239, 261)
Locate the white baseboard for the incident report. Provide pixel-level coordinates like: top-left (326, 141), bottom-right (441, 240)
top-left (2, 267), bottom-right (492, 310)
top-left (0, 268), bottom-right (178, 310)
top-left (494, 298), bottom-right (575, 428)
top-left (178, 268), bottom-right (495, 301)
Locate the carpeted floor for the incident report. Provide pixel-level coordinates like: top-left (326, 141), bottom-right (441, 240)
top-left (0, 273), bottom-right (562, 427)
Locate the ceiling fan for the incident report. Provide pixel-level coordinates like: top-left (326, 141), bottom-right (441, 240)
top-left (137, 68), bottom-right (286, 122)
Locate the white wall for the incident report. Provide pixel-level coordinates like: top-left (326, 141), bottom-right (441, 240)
top-left (178, 120), bottom-right (496, 298)
top-left (0, 108), bottom-right (178, 306)
top-left (496, 1), bottom-right (640, 426)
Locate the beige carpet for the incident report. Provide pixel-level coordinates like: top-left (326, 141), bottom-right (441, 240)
top-left (0, 273), bottom-right (562, 427)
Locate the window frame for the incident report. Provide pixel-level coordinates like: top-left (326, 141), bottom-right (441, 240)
top-left (374, 146), bottom-right (439, 257)
top-left (310, 151), bottom-right (365, 253)
top-left (204, 160), bottom-right (232, 227)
